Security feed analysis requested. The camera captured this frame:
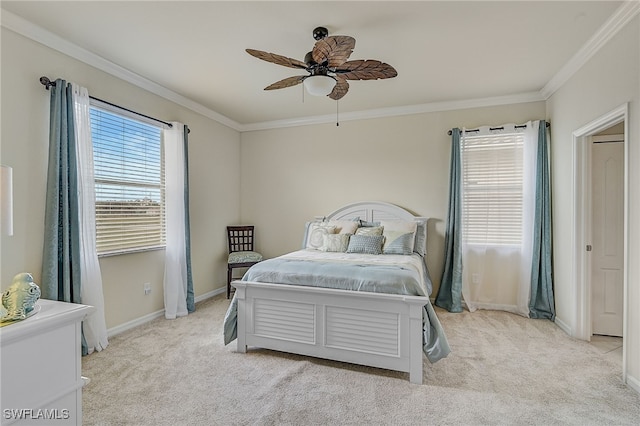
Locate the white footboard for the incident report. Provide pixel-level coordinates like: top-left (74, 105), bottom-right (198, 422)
top-left (232, 280), bottom-right (428, 384)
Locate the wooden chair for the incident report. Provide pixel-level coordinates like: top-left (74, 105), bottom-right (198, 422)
top-left (226, 225), bottom-right (263, 299)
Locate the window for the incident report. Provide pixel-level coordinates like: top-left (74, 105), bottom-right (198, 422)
top-left (90, 103), bottom-right (165, 255)
top-left (461, 131), bottom-right (524, 246)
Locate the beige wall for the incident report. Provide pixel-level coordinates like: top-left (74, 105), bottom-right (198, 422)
top-left (547, 16), bottom-right (639, 384)
top-left (0, 28), bottom-right (241, 329)
top-left (239, 102), bottom-right (545, 297)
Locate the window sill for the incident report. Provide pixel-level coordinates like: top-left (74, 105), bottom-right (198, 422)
top-left (97, 246), bottom-right (166, 258)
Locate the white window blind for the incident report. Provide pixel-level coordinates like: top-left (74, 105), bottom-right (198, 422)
top-left (461, 131), bottom-right (524, 245)
top-left (90, 105), bottom-right (165, 255)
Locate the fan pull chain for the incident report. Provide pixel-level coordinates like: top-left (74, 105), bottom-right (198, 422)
top-left (336, 100), bottom-right (340, 126)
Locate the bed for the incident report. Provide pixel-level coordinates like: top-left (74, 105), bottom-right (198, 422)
top-left (223, 201), bottom-right (450, 384)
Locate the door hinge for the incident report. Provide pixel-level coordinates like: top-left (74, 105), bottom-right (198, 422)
top-left (586, 245), bottom-right (592, 252)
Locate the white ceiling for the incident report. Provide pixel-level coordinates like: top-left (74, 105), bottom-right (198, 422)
top-left (1, 1), bottom-right (625, 129)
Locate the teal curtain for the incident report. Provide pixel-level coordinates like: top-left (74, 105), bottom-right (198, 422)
top-left (184, 125), bottom-right (195, 313)
top-left (435, 128), bottom-right (464, 312)
top-left (529, 121), bottom-right (555, 319)
top-left (41, 79), bottom-right (86, 352)
top-left (42, 79), bottom-right (80, 303)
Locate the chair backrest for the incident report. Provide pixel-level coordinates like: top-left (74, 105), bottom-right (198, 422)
top-left (227, 226), bottom-right (255, 253)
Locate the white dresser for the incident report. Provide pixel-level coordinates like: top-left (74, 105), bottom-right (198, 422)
top-left (0, 299), bottom-right (94, 425)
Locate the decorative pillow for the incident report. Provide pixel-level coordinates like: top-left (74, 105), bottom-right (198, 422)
top-left (301, 221), bottom-right (318, 249)
top-left (380, 220), bottom-right (418, 255)
top-left (304, 222), bottom-right (337, 250)
top-left (346, 235), bottom-right (385, 255)
top-left (355, 226), bottom-right (383, 236)
top-left (413, 220), bottom-right (427, 257)
top-left (382, 233), bottom-right (416, 255)
top-left (320, 234), bottom-right (350, 252)
top-left (326, 220), bottom-right (359, 235)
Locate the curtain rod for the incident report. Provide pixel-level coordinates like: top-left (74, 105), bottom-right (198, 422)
top-left (39, 76), bottom-right (174, 129)
top-left (447, 122), bottom-right (549, 136)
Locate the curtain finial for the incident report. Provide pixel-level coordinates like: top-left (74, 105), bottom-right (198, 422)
top-left (39, 76), bottom-right (56, 90)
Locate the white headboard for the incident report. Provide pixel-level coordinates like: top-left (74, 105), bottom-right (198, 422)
top-left (325, 201), bottom-right (427, 223)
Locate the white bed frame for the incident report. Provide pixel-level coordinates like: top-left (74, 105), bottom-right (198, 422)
top-left (232, 201), bottom-right (430, 384)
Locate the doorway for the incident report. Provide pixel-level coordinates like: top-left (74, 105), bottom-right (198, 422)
top-left (572, 104), bottom-right (628, 384)
top-left (590, 133), bottom-right (624, 338)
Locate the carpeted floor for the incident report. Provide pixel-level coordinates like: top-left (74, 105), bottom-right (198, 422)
top-left (82, 294), bottom-right (640, 425)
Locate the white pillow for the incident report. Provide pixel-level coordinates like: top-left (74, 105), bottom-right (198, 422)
top-left (305, 223), bottom-right (337, 250)
top-left (320, 234), bottom-right (350, 252)
top-left (326, 220), bottom-right (359, 235)
top-left (355, 226), bottom-right (384, 236)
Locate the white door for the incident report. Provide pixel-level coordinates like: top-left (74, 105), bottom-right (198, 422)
top-left (591, 138), bottom-right (624, 337)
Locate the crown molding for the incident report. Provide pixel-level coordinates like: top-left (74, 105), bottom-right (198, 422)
top-left (238, 91), bottom-right (545, 132)
top-left (541, 1), bottom-right (640, 100)
top-left (3, 2), bottom-right (637, 132)
top-left (1, 10), bottom-right (242, 131)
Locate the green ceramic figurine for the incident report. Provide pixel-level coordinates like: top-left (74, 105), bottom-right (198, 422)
top-left (0, 273), bottom-right (41, 324)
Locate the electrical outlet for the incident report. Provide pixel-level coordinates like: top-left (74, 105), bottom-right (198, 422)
top-left (471, 274), bottom-right (480, 284)
top-left (143, 283), bottom-right (151, 295)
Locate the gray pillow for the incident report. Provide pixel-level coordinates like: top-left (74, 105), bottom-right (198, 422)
top-left (346, 235), bottom-right (385, 255)
top-left (413, 220), bottom-right (427, 257)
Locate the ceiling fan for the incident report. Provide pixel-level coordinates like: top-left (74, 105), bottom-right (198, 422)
top-left (246, 27), bottom-right (397, 100)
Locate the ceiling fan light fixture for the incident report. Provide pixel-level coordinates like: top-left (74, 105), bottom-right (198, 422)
top-left (303, 75), bottom-right (336, 96)
top-left (247, 27), bottom-right (397, 101)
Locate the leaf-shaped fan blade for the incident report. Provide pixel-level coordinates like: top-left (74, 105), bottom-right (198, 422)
top-left (328, 78), bottom-right (349, 100)
top-left (335, 60), bottom-right (398, 80)
top-left (246, 49), bottom-right (308, 69)
top-left (264, 75), bottom-right (306, 90)
top-left (312, 36), bottom-right (356, 67)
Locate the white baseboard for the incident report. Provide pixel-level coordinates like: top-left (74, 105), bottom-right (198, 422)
top-left (107, 309), bottom-right (165, 338)
top-left (107, 287), bottom-right (225, 338)
top-left (554, 316), bottom-right (572, 336)
top-left (195, 287), bottom-right (224, 303)
top-left (550, 317), bottom-right (638, 396)
top-left (627, 373), bottom-right (640, 394)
